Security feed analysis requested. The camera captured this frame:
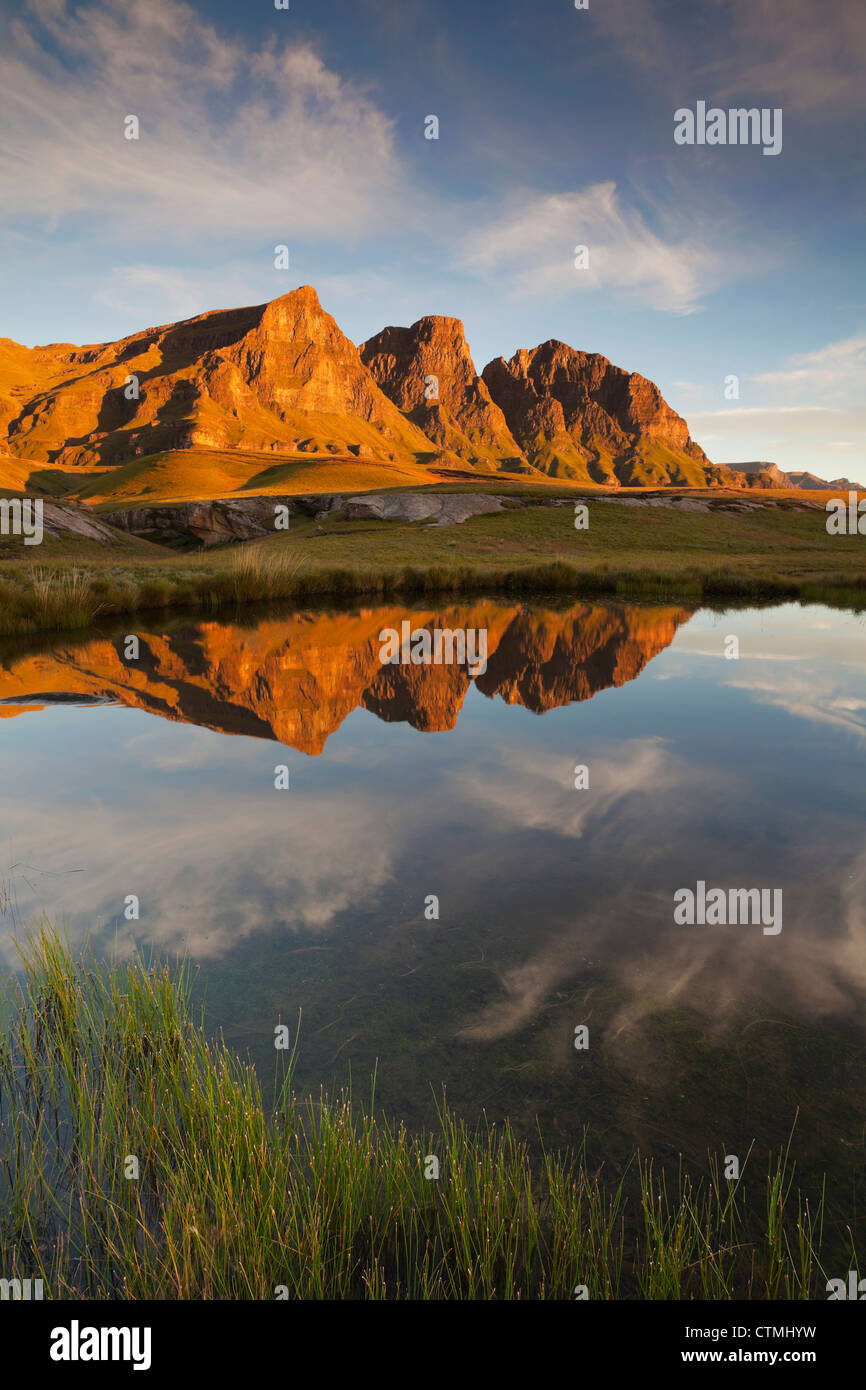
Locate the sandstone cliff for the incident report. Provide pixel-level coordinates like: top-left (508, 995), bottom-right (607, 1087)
top-left (1, 289), bottom-right (722, 493)
top-left (482, 340), bottom-right (712, 486)
top-left (360, 317), bottom-right (529, 473)
top-left (1, 287), bottom-right (436, 471)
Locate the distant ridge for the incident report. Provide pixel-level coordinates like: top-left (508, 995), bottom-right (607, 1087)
top-left (722, 460), bottom-right (865, 490)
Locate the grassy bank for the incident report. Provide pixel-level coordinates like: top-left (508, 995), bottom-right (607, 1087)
top-left (0, 928), bottom-right (857, 1299)
top-left (2, 501), bottom-right (866, 636)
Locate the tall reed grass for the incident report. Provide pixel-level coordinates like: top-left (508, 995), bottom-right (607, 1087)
top-left (0, 928), bottom-right (857, 1299)
top-left (2, 557), bottom-right (865, 639)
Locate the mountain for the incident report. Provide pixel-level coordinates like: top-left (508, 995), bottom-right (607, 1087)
top-left (722, 461), bottom-right (865, 490)
top-left (0, 287), bottom-right (436, 475)
top-left (481, 341), bottom-right (716, 486)
top-left (360, 317), bottom-right (529, 473)
top-left (788, 471), bottom-right (865, 491)
top-left (0, 287), bottom-right (725, 499)
top-left (720, 461), bottom-right (789, 488)
top-left (0, 601), bottom-right (691, 754)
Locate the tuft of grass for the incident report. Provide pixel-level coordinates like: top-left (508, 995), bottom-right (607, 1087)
top-left (0, 927), bottom-right (855, 1300)
top-left (22, 566), bottom-right (101, 631)
top-left (226, 543), bottom-right (306, 603)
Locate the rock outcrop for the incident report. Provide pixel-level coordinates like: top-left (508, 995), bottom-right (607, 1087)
top-left (360, 317), bottom-right (529, 472)
top-left (340, 492), bottom-right (505, 525)
top-left (482, 341), bottom-right (712, 486)
top-left (721, 461), bottom-right (866, 491)
top-left (100, 490), bottom-right (507, 547)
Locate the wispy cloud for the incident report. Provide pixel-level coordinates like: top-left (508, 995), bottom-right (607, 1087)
top-left (93, 263), bottom-right (264, 327)
top-left (753, 336), bottom-right (866, 398)
top-left (0, 0), bottom-right (408, 244)
top-left (690, 406), bottom-right (835, 418)
top-left (691, 336), bottom-right (866, 469)
top-left (458, 183), bottom-right (724, 315)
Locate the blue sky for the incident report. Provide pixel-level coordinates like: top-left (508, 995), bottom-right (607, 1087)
top-left (0, 0), bottom-right (863, 475)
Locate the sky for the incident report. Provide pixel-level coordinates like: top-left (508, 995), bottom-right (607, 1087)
top-left (0, 0), bottom-right (863, 476)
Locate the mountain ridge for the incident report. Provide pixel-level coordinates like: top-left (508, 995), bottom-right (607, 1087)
top-left (721, 460), bottom-right (865, 491)
top-left (0, 285), bottom-right (791, 499)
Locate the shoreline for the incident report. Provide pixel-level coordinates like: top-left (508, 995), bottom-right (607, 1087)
top-left (1, 556), bottom-right (865, 640)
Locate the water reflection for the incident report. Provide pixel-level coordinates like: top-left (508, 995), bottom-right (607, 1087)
top-left (0, 598), bottom-right (864, 1194)
top-left (0, 598), bottom-right (691, 750)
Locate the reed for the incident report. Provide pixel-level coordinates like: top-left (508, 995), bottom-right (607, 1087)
top-left (0, 927), bottom-right (856, 1299)
top-left (2, 558), bottom-right (865, 639)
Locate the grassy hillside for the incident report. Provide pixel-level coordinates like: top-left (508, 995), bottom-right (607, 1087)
top-left (526, 435), bottom-right (712, 487)
top-left (65, 447), bottom-right (445, 506)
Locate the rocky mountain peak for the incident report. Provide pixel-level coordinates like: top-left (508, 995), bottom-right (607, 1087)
top-left (360, 316), bottom-right (528, 472)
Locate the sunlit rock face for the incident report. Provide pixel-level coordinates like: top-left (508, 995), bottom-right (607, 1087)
top-left (360, 316), bottom-right (529, 473)
top-left (482, 340), bottom-right (714, 486)
top-left (1, 290), bottom-right (718, 486)
top-left (0, 287), bottom-right (434, 470)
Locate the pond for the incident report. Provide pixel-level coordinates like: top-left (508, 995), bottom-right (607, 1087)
top-left (1, 595), bottom-right (864, 1206)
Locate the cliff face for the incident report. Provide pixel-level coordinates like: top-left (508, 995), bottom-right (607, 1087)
top-left (1, 289), bottom-right (719, 489)
top-left (0, 601), bottom-right (692, 754)
top-left (482, 341), bottom-right (712, 486)
top-left (360, 317), bottom-right (528, 472)
top-left (1, 287), bottom-right (435, 470)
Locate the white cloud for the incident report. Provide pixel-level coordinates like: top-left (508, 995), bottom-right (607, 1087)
top-left (0, 0), bottom-right (408, 244)
top-left (752, 336), bottom-right (866, 400)
top-left (458, 183), bottom-right (724, 315)
top-left (691, 336), bottom-right (866, 472)
top-left (727, 673), bottom-right (866, 742)
top-left (0, 768), bottom-right (400, 965)
top-left (690, 406), bottom-right (834, 418)
top-left (451, 738), bottom-right (678, 843)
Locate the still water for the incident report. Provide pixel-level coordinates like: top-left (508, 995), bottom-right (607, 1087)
top-left (1, 597), bottom-right (864, 1196)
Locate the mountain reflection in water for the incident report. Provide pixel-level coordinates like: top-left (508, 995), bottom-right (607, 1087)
top-left (1, 598), bottom-right (865, 1207)
top-left (0, 599), bottom-right (691, 751)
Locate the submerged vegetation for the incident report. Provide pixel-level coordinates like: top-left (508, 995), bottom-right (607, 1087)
top-left (0, 928), bottom-right (858, 1299)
